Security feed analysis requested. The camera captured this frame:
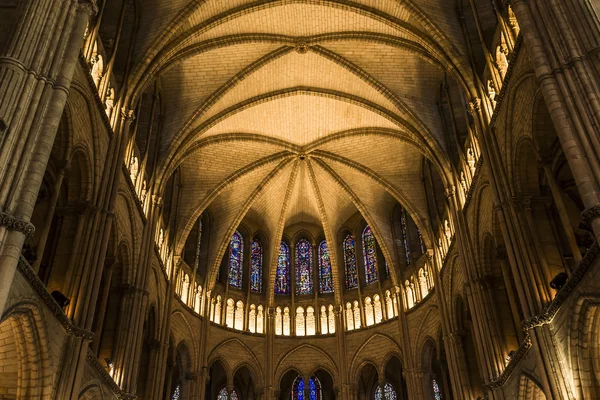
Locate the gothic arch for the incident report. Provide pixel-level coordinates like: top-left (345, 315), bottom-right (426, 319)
top-left (516, 373), bottom-right (547, 400)
top-left (275, 344), bottom-right (338, 385)
top-left (0, 301), bottom-right (52, 399)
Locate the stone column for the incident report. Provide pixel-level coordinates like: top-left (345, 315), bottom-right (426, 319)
top-left (0, 0), bottom-right (97, 316)
top-left (32, 160), bottom-right (69, 273)
top-left (511, 0), bottom-right (600, 242)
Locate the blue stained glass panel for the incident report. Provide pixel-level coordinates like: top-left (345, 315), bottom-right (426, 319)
top-left (375, 383), bottom-right (397, 400)
top-left (217, 388), bottom-right (228, 400)
top-left (171, 385), bottom-right (180, 400)
top-left (250, 239), bottom-right (262, 293)
top-left (362, 225), bottom-right (379, 284)
top-left (400, 211), bottom-right (411, 265)
top-left (318, 240), bottom-right (334, 294)
top-left (228, 231), bottom-right (243, 288)
top-left (275, 242), bottom-right (290, 295)
top-left (433, 379), bottom-right (442, 400)
top-left (292, 375), bottom-right (321, 400)
top-left (344, 235), bottom-right (358, 289)
top-left (296, 239), bottom-right (313, 295)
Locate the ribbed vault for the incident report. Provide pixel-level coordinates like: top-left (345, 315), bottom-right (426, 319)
top-left (127, 0), bottom-right (475, 299)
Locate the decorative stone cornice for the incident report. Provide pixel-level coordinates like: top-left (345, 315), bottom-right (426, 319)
top-left (17, 257), bottom-right (94, 340)
top-left (484, 334), bottom-right (532, 389)
top-left (0, 211), bottom-right (35, 237)
top-left (522, 241), bottom-right (600, 330)
top-left (581, 205), bottom-right (600, 227)
top-left (76, 0), bottom-right (99, 16)
top-left (86, 349), bottom-right (137, 400)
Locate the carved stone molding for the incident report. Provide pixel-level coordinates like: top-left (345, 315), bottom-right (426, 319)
top-left (581, 205), bottom-right (600, 227)
top-left (121, 108), bottom-right (135, 123)
top-left (484, 334), bottom-right (532, 389)
top-left (86, 349), bottom-right (137, 400)
top-left (522, 242), bottom-right (600, 330)
top-left (0, 211), bottom-right (35, 237)
top-left (76, 0), bottom-right (99, 16)
top-left (468, 97), bottom-right (482, 113)
top-left (17, 257), bottom-right (94, 340)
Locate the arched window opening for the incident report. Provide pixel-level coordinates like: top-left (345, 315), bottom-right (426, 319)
top-left (344, 235), bottom-right (359, 289)
top-left (328, 304), bottom-right (335, 333)
top-left (306, 306), bottom-right (316, 335)
top-left (405, 280), bottom-right (415, 309)
top-left (250, 238), bottom-right (262, 293)
top-left (362, 226), bottom-right (379, 284)
top-left (181, 274), bottom-right (190, 304)
top-left (275, 307), bottom-right (283, 335)
top-left (296, 307), bottom-right (306, 336)
top-left (296, 239), bottom-right (313, 295)
top-left (257, 305), bottom-right (264, 334)
top-left (353, 300), bottom-right (362, 329)
top-left (214, 296), bottom-right (222, 324)
top-left (385, 290), bottom-right (394, 318)
top-left (318, 240), bottom-right (334, 294)
top-left (320, 306), bottom-right (328, 334)
top-left (226, 298), bottom-right (235, 328)
top-left (249, 304), bottom-right (256, 333)
top-left (419, 268), bottom-right (429, 298)
top-left (283, 307), bottom-right (291, 336)
top-left (276, 242), bottom-right (290, 295)
top-left (235, 300), bottom-right (244, 330)
top-left (228, 231), bottom-right (243, 289)
top-left (373, 294), bottom-right (383, 323)
top-left (365, 297), bottom-right (374, 326)
top-left (345, 302), bottom-right (354, 331)
top-left (375, 382), bottom-right (398, 400)
top-left (291, 375), bottom-right (322, 400)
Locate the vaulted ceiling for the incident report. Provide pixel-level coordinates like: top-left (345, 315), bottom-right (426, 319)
top-left (124, 0), bottom-right (477, 291)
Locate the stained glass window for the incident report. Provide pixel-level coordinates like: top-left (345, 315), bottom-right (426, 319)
top-left (375, 383), bottom-right (397, 400)
top-left (318, 240), bottom-right (334, 294)
top-left (362, 225), bottom-right (378, 284)
top-left (296, 239), bottom-right (313, 295)
top-left (400, 211), bottom-right (411, 266)
top-left (250, 239), bottom-right (262, 293)
top-left (228, 231), bottom-right (243, 288)
top-left (217, 388), bottom-right (228, 400)
top-left (432, 379), bottom-right (442, 400)
top-left (291, 375), bottom-right (322, 400)
top-left (343, 234), bottom-right (358, 289)
top-left (275, 242), bottom-right (290, 295)
top-left (171, 384), bottom-right (180, 400)
top-left (231, 391), bottom-right (239, 400)
top-left (418, 229), bottom-right (426, 254)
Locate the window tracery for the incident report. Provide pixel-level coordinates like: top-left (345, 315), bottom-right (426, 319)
top-left (250, 238), bottom-right (262, 293)
top-left (296, 239), bottom-right (313, 295)
top-left (362, 226), bottom-right (378, 284)
top-left (343, 234), bottom-right (358, 289)
top-left (228, 231), bottom-right (243, 289)
top-left (275, 242), bottom-right (290, 295)
top-left (318, 240), bottom-right (334, 294)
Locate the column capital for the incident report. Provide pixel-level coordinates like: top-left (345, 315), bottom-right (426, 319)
top-left (121, 108), bottom-right (135, 123)
top-left (468, 97), bottom-right (482, 113)
top-left (581, 205), bottom-right (600, 227)
top-left (0, 211), bottom-right (35, 238)
top-left (75, 0), bottom-right (99, 16)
